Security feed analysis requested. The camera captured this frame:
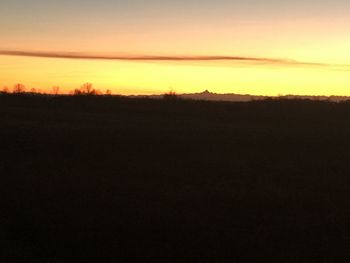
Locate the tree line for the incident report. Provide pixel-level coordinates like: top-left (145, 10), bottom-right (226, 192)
top-left (0, 83), bottom-right (181, 100)
top-left (0, 83), bottom-right (112, 96)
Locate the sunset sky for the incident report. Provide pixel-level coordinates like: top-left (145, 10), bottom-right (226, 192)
top-left (1, 0), bottom-right (350, 95)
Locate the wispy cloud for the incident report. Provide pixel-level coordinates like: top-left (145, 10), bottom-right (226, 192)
top-left (0, 49), bottom-right (349, 70)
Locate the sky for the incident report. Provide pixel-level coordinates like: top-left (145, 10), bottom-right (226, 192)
top-left (1, 0), bottom-right (350, 95)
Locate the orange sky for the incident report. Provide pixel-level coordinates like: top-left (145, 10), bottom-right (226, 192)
top-left (1, 0), bottom-right (350, 95)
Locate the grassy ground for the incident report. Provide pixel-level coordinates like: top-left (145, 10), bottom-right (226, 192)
top-left (1, 94), bottom-right (350, 262)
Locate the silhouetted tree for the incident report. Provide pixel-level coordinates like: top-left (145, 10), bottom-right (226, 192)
top-left (1, 86), bottom-right (9, 93)
top-left (73, 88), bottom-right (82, 95)
top-left (13, 83), bottom-right (25, 94)
top-left (105, 89), bottom-right (112, 96)
top-left (52, 86), bottom-right (60, 95)
top-left (71, 83), bottom-right (103, 95)
top-left (81, 83), bottom-right (95, 95)
top-left (30, 88), bottom-right (37, 93)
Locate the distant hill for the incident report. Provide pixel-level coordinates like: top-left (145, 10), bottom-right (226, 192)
top-left (130, 90), bottom-right (350, 102)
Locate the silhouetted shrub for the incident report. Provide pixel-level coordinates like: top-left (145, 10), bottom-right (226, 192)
top-left (163, 91), bottom-right (180, 100)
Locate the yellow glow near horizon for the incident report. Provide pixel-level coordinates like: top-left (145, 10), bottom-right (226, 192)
top-left (1, 55), bottom-right (350, 96)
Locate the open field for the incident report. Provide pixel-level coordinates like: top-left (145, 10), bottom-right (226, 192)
top-left (1, 94), bottom-right (350, 262)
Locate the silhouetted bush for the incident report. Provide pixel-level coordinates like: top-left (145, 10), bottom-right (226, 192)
top-left (163, 91), bottom-right (180, 100)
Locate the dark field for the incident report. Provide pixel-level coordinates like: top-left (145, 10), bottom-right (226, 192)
top-left (1, 94), bottom-right (350, 262)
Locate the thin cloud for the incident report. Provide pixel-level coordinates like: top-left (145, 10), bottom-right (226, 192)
top-left (0, 49), bottom-right (349, 70)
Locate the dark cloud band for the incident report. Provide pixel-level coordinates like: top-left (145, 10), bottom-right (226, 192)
top-left (0, 50), bottom-right (348, 70)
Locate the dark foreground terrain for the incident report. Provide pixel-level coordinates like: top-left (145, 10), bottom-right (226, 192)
top-left (1, 94), bottom-right (350, 262)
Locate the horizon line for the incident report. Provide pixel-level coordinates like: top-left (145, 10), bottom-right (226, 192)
top-left (2, 87), bottom-right (350, 99)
